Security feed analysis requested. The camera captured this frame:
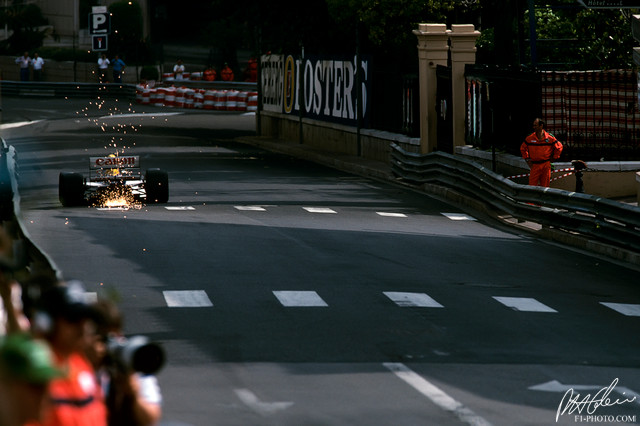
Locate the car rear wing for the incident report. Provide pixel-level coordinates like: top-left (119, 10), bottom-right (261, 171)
top-left (90, 155), bottom-right (141, 180)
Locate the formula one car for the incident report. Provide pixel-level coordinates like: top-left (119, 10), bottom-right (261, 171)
top-left (59, 154), bottom-right (169, 207)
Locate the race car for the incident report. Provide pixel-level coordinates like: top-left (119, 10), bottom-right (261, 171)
top-left (59, 154), bottom-right (169, 207)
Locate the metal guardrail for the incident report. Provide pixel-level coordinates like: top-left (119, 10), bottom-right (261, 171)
top-left (0, 138), bottom-right (59, 278)
top-left (391, 143), bottom-right (640, 253)
top-left (0, 139), bottom-right (13, 221)
top-left (0, 80), bottom-right (258, 100)
top-left (0, 81), bottom-right (136, 99)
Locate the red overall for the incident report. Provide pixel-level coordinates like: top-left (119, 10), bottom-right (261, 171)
top-left (520, 130), bottom-right (563, 187)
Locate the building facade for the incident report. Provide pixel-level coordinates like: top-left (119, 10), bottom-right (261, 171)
top-left (1, 0), bottom-right (150, 48)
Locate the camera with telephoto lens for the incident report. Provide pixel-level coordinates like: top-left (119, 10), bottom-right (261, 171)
top-left (107, 335), bottom-right (165, 375)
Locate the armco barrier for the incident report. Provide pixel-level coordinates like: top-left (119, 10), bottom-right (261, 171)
top-left (0, 140), bottom-right (14, 221)
top-left (391, 143), bottom-right (640, 253)
top-left (0, 81), bottom-right (136, 99)
top-left (0, 138), bottom-right (59, 279)
top-left (1, 80), bottom-right (258, 104)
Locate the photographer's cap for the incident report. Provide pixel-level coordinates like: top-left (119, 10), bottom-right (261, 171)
top-left (39, 281), bottom-right (97, 322)
top-left (0, 333), bottom-right (64, 384)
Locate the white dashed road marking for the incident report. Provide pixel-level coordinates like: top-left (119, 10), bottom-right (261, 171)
top-left (163, 290), bottom-right (213, 307)
top-left (84, 292), bottom-right (98, 303)
top-left (384, 292), bottom-right (444, 308)
top-left (600, 302), bottom-right (640, 317)
top-left (493, 297), bottom-right (557, 313)
top-left (165, 206), bottom-right (196, 211)
top-left (303, 207), bottom-right (336, 214)
top-left (441, 213), bottom-right (476, 221)
top-left (377, 212), bottom-right (407, 217)
top-left (235, 206), bottom-right (267, 211)
top-left (273, 291), bottom-right (328, 307)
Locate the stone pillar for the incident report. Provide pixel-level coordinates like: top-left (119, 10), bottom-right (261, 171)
top-left (448, 24), bottom-right (481, 150)
top-left (413, 24), bottom-right (449, 154)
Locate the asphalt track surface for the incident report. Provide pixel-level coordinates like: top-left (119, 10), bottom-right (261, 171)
top-left (1, 97), bottom-right (639, 426)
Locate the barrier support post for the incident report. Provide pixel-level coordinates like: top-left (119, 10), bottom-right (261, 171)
top-left (413, 24), bottom-right (449, 154)
top-left (448, 24), bottom-right (480, 151)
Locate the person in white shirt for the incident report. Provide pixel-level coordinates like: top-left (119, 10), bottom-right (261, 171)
top-left (31, 53), bottom-right (44, 81)
top-left (15, 52), bottom-right (30, 81)
top-left (98, 54), bottom-right (110, 83)
top-left (173, 59), bottom-right (185, 80)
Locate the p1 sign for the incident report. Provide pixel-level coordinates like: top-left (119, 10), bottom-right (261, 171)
top-left (89, 12), bottom-right (110, 35)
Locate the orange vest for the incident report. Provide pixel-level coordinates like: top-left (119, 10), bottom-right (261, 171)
top-left (203, 69), bottom-right (216, 81)
top-left (42, 352), bottom-right (107, 426)
top-left (520, 130), bottom-right (563, 163)
top-left (220, 66), bottom-right (234, 81)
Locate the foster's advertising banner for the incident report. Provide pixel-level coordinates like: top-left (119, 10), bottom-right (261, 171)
top-left (261, 54), bottom-right (371, 127)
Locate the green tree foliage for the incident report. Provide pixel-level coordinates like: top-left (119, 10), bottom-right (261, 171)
top-left (573, 8), bottom-right (636, 69)
top-left (152, 0), bottom-right (636, 71)
top-left (0, 2), bottom-right (48, 55)
top-left (525, 2), bottom-right (637, 69)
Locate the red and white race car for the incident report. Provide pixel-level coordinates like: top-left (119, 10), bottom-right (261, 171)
top-left (59, 154), bottom-right (169, 207)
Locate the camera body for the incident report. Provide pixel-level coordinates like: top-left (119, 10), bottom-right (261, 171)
top-left (107, 335), bottom-right (165, 375)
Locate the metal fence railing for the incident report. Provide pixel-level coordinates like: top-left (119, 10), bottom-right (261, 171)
top-left (540, 70), bottom-right (640, 161)
top-left (465, 68), bottom-right (640, 161)
top-left (390, 142), bottom-right (640, 254)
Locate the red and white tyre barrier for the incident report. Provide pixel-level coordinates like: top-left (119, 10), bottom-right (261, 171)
top-left (136, 85), bottom-right (256, 113)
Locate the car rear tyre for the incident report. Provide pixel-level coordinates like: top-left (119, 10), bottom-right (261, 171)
top-left (145, 169), bottom-right (169, 203)
top-left (59, 172), bottom-right (85, 206)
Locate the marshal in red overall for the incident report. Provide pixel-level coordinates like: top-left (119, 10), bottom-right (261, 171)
top-left (520, 118), bottom-right (563, 187)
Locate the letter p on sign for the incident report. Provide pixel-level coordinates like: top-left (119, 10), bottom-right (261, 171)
top-left (89, 13), bottom-right (110, 35)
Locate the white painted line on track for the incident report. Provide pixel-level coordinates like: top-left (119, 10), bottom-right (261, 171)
top-left (234, 388), bottom-right (294, 415)
top-left (235, 206), bottom-right (266, 211)
top-left (384, 363), bottom-right (494, 426)
top-left (441, 213), bottom-right (476, 221)
top-left (0, 120), bottom-right (43, 129)
top-left (273, 291), bottom-right (328, 307)
top-left (600, 302), bottom-right (640, 316)
top-left (163, 290), bottom-right (213, 307)
top-left (303, 207), bottom-right (336, 214)
top-left (493, 296), bottom-right (557, 312)
top-left (384, 292), bottom-right (444, 308)
top-left (99, 112), bottom-right (182, 119)
top-left (164, 206), bottom-right (196, 210)
top-left (377, 212), bottom-right (407, 217)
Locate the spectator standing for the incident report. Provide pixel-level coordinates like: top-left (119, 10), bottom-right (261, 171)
top-left (31, 53), bottom-right (45, 81)
top-left (15, 52), bottom-right (31, 81)
top-left (0, 228), bottom-right (31, 335)
top-left (87, 300), bottom-right (163, 426)
top-left (173, 59), bottom-right (185, 81)
top-left (34, 282), bottom-right (107, 426)
top-left (203, 66), bottom-right (217, 81)
top-left (0, 333), bottom-right (64, 426)
top-left (220, 63), bottom-right (234, 81)
top-left (520, 118), bottom-right (563, 187)
top-left (98, 54), bottom-right (110, 83)
top-left (112, 55), bottom-right (126, 83)
top-left (243, 58), bottom-right (257, 82)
